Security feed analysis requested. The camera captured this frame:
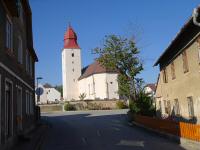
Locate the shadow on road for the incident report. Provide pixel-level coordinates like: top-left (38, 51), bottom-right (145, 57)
top-left (41, 111), bottom-right (187, 150)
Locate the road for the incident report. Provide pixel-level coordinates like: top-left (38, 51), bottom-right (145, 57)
top-left (41, 110), bottom-right (187, 150)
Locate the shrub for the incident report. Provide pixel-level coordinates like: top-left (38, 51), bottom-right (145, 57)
top-left (129, 91), bottom-right (156, 116)
top-left (64, 103), bottom-right (76, 111)
top-left (79, 93), bottom-right (86, 101)
top-left (116, 101), bottom-right (128, 109)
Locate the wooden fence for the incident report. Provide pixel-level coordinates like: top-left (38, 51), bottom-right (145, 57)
top-left (134, 115), bottom-right (200, 142)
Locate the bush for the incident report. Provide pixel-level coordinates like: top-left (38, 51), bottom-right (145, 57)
top-left (129, 91), bottom-right (156, 117)
top-left (64, 103), bottom-right (76, 111)
top-left (116, 101), bottom-right (128, 109)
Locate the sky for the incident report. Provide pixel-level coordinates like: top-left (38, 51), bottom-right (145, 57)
top-left (29, 0), bottom-right (200, 86)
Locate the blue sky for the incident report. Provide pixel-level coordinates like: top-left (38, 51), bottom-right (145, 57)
top-left (29, 0), bottom-right (200, 86)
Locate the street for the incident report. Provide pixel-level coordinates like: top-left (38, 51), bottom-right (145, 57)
top-left (41, 110), bottom-right (186, 150)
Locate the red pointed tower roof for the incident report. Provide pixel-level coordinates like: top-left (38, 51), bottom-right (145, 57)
top-left (64, 25), bottom-right (80, 49)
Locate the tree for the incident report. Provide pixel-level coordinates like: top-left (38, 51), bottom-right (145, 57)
top-left (93, 35), bottom-right (143, 101)
top-left (54, 85), bottom-right (63, 97)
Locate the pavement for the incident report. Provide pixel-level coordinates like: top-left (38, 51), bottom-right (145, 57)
top-left (40, 109), bottom-right (189, 150)
top-left (15, 122), bottom-right (48, 150)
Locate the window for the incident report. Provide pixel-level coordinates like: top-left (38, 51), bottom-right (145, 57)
top-left (18, 36), bottom-right (23, 64)
top-left (29, 56), bottom-right (33, 76)
top-left (30, 93), bottom-right (34, 115)
top-left (167, 101), bottom-right (171, 115)
top-left (26, 91), bottom-right (30, 115)
top-left (182, 51), bottom-right (189, 73)
top-left (162, 68), bottom-right (168, 83)
top-left (171, 62), bottom-right (176, 79)
top-left (26, 50), bottom-right (30, 73)
top-left (174, 99), bottom-right (180, 116)
top-left (72, 68), bottom-right (74, 72)
top-left (18, 1), bottom-right (23, 23)
top-left (187, 97), bottom-right (195, 117)
top-left (72, 61), bottom-right (74, 64)
top-left (5, 79), bottom-right (13, 137)
top-left (6, 16), bottom-right (13, 50)
top-left (72, 53), bottom-right (74, 57)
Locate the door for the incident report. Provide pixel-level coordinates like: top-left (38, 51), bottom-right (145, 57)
top-left (17, 87), bottom-right (23, 131)
top-left (5, 80), bottom-right (13, 139)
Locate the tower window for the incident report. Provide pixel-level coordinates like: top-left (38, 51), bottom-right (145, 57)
top-left (72, 68), bottom-right (74, 72)
top-left (72, 53), bottom-right (74, 57)
top-left (72, 61), bottom-right (74, 64)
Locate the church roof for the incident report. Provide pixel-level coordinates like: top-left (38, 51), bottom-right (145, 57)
top-left (64, 25), bottom-right (80, 49)
top-left (78, 61), bottom-right (117, 80)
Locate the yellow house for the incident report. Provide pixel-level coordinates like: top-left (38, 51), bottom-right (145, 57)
top-left (154, 7), bottom-right (200, 124)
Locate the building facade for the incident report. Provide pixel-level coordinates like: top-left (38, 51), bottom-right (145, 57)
top-left (62, 25), bottom-right (119, 101)
top-left (36, 84), bottom-right (61, 104)
top-left (154, 7), bottom-right (200, 123)
top-left (0, 0), bottom-right (38, 148)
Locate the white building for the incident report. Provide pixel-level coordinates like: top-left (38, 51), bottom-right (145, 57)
top-left (144, 83), bottom-right (156, 97)
top-left (36, 84), bottom-right (61, 104)
top-left (62, 25), bottom-right (119, 101)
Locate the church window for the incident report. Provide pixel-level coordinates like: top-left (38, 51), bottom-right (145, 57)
top-left (72, 61), bottom-right (74, 64)
top-left (110, 82), bottom-right (113, 84)
top-left (72, 68), bottom-right (74, 72)
top-left (72, 53), bottom-right (74, 57)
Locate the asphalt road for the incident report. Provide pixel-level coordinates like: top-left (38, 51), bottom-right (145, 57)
top-left (41, 110), bottom-right (187, 150)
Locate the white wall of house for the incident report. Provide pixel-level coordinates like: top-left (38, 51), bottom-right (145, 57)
top-left (46, 88), bottom-right (61, 102)
top-left (35, 85), bottom-right (61, 104)
top-left (62, 48), bottom-right (81, 101)
top-left (78, 73), bottom-right (119, 100)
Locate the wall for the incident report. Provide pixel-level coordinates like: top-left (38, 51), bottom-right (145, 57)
top-left (78, 73), bottom-right (119, 100)
top-left (62, 48), bottom-right (81, 100)
top-left (156, 38), bottom-right (200, 123)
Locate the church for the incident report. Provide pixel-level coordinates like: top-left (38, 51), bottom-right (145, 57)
top-left (62, 25), bottom-right (119, 101)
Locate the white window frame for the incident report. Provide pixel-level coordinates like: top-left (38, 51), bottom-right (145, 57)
top-left (18, 36), bottom-right (23, 64)
top-left (6, 15), bottom-right (13, 51)
top-left (4, 78), bottom-right (14, 138)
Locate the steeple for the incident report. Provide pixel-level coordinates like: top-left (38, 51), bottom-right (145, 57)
top-left (64, 24), bottom-right (80, 49)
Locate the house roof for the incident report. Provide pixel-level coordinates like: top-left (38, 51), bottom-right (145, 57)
top-left (154, 6), bottom-right (200, 68)
top-left (145, 83), bottom-right (156, 92)
top-left (64, 25), bottom-right (80, 49)
top-left (43, 83), bottom-right (53, 88)
top-left (78, 61), bottom-right (117, 80)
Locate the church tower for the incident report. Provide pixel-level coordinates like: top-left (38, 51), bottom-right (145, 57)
top-left (62, 25), bottom-right (81, 101)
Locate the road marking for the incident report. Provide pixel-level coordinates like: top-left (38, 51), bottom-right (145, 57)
top-left (97, 130), bottom-right (101, 137)
top-left (117, 140), bottom-right (144, 147)
top-left (82, 137), bottom-right (87, 145)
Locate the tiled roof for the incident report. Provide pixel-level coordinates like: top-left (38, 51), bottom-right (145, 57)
top-left (79, 61), bottom-right (117, 80)
top-left (145, 83), bottom-right (156, 92)
top-left (64, 25), bottom-right (80, 49)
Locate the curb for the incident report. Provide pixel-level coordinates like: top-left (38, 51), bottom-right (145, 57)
top-left (34, 125), bottom-right (49, 150)
top-left (131, 121), bottom-right (200, 150)
top-left (131, 121), bottom-right (180, 143)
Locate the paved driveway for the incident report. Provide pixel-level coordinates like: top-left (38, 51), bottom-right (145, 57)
top-left (41, 110), bottom-right (187, 150)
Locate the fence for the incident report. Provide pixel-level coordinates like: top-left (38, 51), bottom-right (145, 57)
top-left (134, 115), bottom-right (200, 142)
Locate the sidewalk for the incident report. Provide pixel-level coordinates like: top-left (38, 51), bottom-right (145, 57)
top-left (15, 123), bottom-right (48, 150)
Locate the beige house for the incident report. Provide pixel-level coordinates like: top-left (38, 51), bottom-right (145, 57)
top-left (154, 7), bottom-right (200, 123)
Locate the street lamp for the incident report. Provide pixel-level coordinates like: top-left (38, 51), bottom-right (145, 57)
top-left (36, 77), bottom-right (43, 104)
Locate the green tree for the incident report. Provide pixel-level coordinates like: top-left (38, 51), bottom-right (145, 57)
top-left (54, 85), bottom-right (63, 97)
top-left (93, 35), bottom-right (143, 101)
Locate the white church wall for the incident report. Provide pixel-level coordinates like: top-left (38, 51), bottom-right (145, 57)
top-left (62, 48), bottom-right (82, 100)
top-left (106, 73), bottom-right (119, 99)
top-left (78, 73), bottom-right (119, 100)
